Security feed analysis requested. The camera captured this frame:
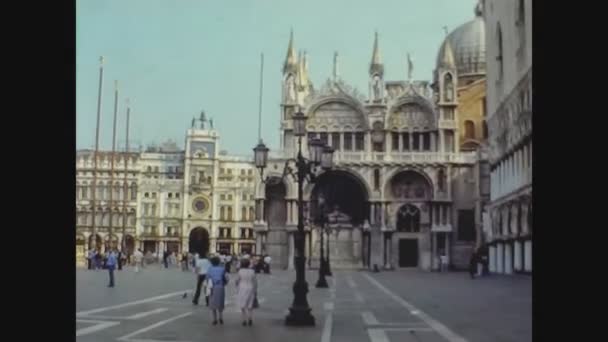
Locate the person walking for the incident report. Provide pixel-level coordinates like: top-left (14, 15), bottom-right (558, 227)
top-left (225, 254), bottom-right (232, 273)
top-left (133, 249), bottom-right (143, 273)
top-left (163, 251), bottom-right (169, 269)
top-left (468, 251), bottom-right (478, 279)
top-left (106, 249), bottom-right (118, 287)
top-left (87, 249), bottom-right (94, 270)
top-left (117, 250), bottom-right (123, 271)
top-left (235, 258), bottom-right (258, 326)
top-left (193, 254), bottom-right (211, 306)
top-left (207, 256), bottom-right (229, 325)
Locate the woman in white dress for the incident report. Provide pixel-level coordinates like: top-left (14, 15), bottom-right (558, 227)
top-left (235, 258), bottom-right (257, 326)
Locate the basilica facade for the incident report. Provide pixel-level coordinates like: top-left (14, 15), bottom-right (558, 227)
top-left (253, 7), bottom-right (488, 271)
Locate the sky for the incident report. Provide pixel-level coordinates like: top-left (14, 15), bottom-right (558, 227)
top-left (77, 0), bottom-right (478, 156)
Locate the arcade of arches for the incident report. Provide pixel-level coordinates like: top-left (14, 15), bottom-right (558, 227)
top-left (254, 168), bottom-right (469, 271)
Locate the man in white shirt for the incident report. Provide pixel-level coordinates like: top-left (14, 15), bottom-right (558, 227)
top-left (133, 249), bottom-right (144, 273)
top-left (192, 254), bottom-right (212, 306)
top-left (263, 255), bottom-right (272, 274)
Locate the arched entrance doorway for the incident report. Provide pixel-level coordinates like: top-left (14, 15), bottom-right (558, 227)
top-left (387, 170), bottom-right (433, 269)
top-left (88, 234), bottom-right (102, 252)
top-left (310, 170), bottom-right (369, 268)
top-left (105, 234), bottom-right (119, 251)
top-left (264, 178), bottom-right (288, 268)
top-left (124, 235), bottom-right (135, 255)
top-left (310, 170), bottom-right (369, 225)
top-left (189, 227), bottom-right (210, 256)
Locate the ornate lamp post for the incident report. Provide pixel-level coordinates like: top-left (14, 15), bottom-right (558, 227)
top-left (315, 206), bottom-right (329, 288)
top-left (325, 225), bottom-right (333, 276)
top-left (253, 111), bottom-right (334, 326)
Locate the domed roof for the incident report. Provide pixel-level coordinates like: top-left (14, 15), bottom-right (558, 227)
top-left (436, 6), bottom-right (485, 77)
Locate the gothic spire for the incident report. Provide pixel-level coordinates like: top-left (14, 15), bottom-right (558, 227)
top-left (369, 31), bottom-right (384, 76)
top-left (333, 51), bottom-right (339, 80)
top-left (283, 29), bottom-right (298, 74)
top-left (440, 40), bottom-right (456, 69)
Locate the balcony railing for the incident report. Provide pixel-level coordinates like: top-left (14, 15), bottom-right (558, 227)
top-left (335, 152), bottom-right (476, 164)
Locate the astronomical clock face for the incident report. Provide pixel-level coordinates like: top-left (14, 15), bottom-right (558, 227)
top-left (192, 197), bottom-right (209, 213)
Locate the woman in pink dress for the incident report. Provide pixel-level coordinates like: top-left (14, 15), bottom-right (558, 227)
top-left (235, 258), bottom-right (257, 326)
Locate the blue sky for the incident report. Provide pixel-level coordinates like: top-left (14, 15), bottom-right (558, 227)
top-left (77, 0), bottom-right (477, 156)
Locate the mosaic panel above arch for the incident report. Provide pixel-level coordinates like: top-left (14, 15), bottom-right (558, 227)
top-left (307, 101), bottom-right (366, 131)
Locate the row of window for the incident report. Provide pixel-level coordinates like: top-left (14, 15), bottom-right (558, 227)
top-left (77, 185), bottom-right (138, 201)
top-left (219, 193), bottom-right (255, 201)
top-left (219, 206), bottom-right (255, 221)
top-left (308, 132), bottom-right (365, 152)
top-left (220, 169), bottom-right (254, 176)
top-left (218, 227), bottom-right (254, 239)
top-left (143, 192), bottom-right (181, 199)
top-left (141, 226), bottom-right (178, 236)
top-left (76, 171), bottom-right (138, 177)
top-left (145, 166), bottom-right (183, 173)
top-left (76, 212), bottom-right (136, 226)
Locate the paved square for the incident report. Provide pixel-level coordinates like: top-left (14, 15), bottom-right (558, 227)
top-left (77, 267), bottom-right (531, 342)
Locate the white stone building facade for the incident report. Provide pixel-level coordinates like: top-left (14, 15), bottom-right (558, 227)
top-left (484, 0), bottom-right (533, 274)
top-left (75, 118), bottom-right (256, 262)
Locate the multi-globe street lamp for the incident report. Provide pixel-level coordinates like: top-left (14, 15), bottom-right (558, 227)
top-left (253, 111), bottom-right (334, 326)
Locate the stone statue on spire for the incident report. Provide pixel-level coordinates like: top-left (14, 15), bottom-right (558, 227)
top-left (199, 110), bottom-right (207, 129)
top-left (191, 117), bottom-right (196, 128)
top-left (209, 117), bottom-right (214, 129)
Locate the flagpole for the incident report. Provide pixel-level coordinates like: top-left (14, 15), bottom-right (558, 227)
top-left (109, 80), bottom-right (119, 250)
top-left (257, 53), bottom-right (264, 143)
top-left (91, 56), bottom-right (105, 252)
top-left (121, 98), bottom-right (131, 254)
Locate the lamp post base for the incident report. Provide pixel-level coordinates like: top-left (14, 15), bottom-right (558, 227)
top-left (315, 274), bottom-right (329, 288)
top-left (285, 306), bottom-right (316, 326)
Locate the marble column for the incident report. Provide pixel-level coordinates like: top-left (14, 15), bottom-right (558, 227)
top-left (496, 243), bottom-right (504, 274)
top-left (524, 240), bottom-right (532, 272)
top-left (504, 242), bottom-right (513, 275)
top-left (409, 131), bottom-right (414, 152)
top-left (385, 234), bottom-right (392, 268)
top-left (489, 245), bottom-right (496, 273)
top-left (255, 234), bottom-right (262, 255)
top-left (514, 240), bottom-right (522, 272)
top-left (340, 133), bottom-right (345, 152)
top-left (431, 132), bottom-right (437, 152)
top-left (292, 202), bottom-right (298, 225)
top-left (287, 232), bottom-right (295, 270)
top-left (431, 232), bottom-right (438, 270)
top-left (445, 233), bottom-right (450, 267)
top-left (286, 201), bottom-right (291, 225)
top-left (370, 203), bottom-right (375, 225)
top-left (439, 130), bottom-right (445, 153)
top-left (260, 200), bottom-right (265, 223)
top-left (380, 202), bottom-right (385, 228)
top-left (398, 132), bottom-right (403, 151)
top-left (385, 132), bottom-right (392, 153)
top-left (419, 133), bottom-right (424, 151)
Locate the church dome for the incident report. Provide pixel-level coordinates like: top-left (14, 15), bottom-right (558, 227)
top-left (436, 5), bottom-right (485, 77)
